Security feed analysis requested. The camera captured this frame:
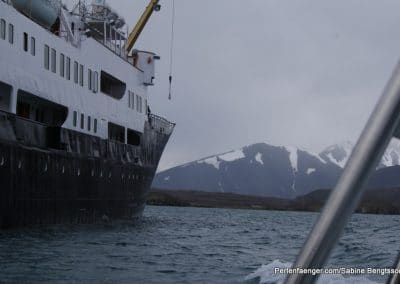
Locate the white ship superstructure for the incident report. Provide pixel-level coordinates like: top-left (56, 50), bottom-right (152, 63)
top-left (0, 0), bottom-right (164, 141)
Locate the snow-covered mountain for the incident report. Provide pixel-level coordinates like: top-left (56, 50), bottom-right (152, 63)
top-left (154, 143), bottom-right (342, 198)
top-left (319, 141), bottom-right (353, 168)
top-left (153, 141), bottom-right (400, 198)
top-left (321, 140), bottom-right (400, 169)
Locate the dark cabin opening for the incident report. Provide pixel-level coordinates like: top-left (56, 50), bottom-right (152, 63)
top-left (100, 71), bottom-right (126, 99)
top-left (127, 129), bottom-right (141, 146)
top-left (16, 90), bottom-right (68, 126)
top-left (108, 122), bottom-right (125, 143)
top-left (23, 32), bottom-right (28, 52)
top-left (0, 81), bottom-right (12, 112)
top-left (50, 18), bottom-right (60, 35)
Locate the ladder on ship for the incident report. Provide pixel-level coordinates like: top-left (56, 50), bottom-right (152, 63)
top-left (285, 61), bottom-right (400, 283)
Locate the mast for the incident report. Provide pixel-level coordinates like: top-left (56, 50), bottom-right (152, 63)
top-left (125, 0), bottom-right (160, 54)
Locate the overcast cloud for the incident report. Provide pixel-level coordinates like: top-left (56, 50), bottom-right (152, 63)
top-left (67, 0), bottom-right (400, 170)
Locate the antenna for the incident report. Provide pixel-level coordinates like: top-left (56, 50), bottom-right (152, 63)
top-left (168, 0), bottom-right (175, 100)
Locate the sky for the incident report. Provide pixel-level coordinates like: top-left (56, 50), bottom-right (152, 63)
top-left (67, 0), bottom-right (400, 171)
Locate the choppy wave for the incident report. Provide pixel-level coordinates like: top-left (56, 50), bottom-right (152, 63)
top-left (1, 207), bottom-right (397, 283)
top-left (245, 260), bottom-right (380, 284)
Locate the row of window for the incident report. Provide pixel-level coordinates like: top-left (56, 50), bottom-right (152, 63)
top-left (44, 45), bottom-right (99, 93)
top-left (2, 17), bottom-right (146, 136)
top-left (128, 90), bottom-right (147, 114)
top-left (1, 19), bottom-right (36, 56)
top-left (73, 111), bottom-right (98, 133)
top-left (0, 18), bottom-right (13, 44)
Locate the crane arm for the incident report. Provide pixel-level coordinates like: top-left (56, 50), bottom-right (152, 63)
top-left (125, 0), bottom-right (160, 53)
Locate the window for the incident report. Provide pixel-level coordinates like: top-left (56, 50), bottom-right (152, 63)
top-left (87, 116), bottom-right (91, 131)
top-left (74, 61), bottom-right (78, 83)
top-left (79, 64), bottom-right (84, 86)
top-left (94, 119), bottom-right (98, 133)
top-left (100, 71), bottom-right (126, 99)
top-left (73, 111), bottom-right (77, 127)
top-left (60, 54), bottom-right (65, 77)
top-left (30, 37), bottom-right (35, 55)
top-left (108, 122), bottom-right (125, 143)
top-left (35, 108), bottom-right (43, 123)
top-left (16, 90), bottom-right (68, 126)
top-left (80, 114), bottom-right (84, 129)
top-left (127, 129), bottom-right (141, 146)
top-left (66, 57), bottom-right (71, 80)
top-left (51, 48), bottom-right (56, 73)
top-left (44, 45), bottom-right (49, 70)
top-left (8, 24), bottom-right (13, 44)
top-left (128, 92), bottom-right (135, 109)
top-left (88, 69), bottom-right (92, 90)
top-left (145, 99), bottom-right (147, 114)
top-left (23, 32), bottom-right (28, 52)
top-left (0, 19), bottom-right (5, 40)
top-left (92, 71), bottom-right (96, 92)
top-left (136, 96), bottom-right (142, 113)
top-left (94, 71), bottom-right (98, 93)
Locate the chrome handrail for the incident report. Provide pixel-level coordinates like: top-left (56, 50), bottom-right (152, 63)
top-left (285, 61), bottom-right (400, 283)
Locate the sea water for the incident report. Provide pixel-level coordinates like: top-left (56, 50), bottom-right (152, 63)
top-left (0, 206), bottom-right (398, 283)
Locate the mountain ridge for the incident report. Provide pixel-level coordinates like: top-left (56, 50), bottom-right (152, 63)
top-left (153, 141), bottom-right (400, 198)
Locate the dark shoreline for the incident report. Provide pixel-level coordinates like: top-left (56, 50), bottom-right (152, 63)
top-left (148, 188), bottom-right (400, 215)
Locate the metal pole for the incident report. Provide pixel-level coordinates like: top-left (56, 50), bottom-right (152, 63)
top-left (285, 61), bottom-right (400, 284)
top-left (103, 22), bottom-right (106, 44)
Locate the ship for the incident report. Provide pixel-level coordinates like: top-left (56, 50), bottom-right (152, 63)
top-left (0, 0), bottom-right (175, 228)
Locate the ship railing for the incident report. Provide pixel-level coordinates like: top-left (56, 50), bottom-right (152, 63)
top-left (148, 114), bottom-right (175, 135)
top-left (77, 1), bottom-right (134, 66)
top-left (82, 22), bottom-right (136, 68)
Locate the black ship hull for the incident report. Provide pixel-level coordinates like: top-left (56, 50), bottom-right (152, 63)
top-left (0, 111), bottom-right (173, 229)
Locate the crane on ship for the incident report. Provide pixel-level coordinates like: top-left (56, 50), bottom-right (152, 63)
top-left (125, 0), bottom-right (161, 53)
